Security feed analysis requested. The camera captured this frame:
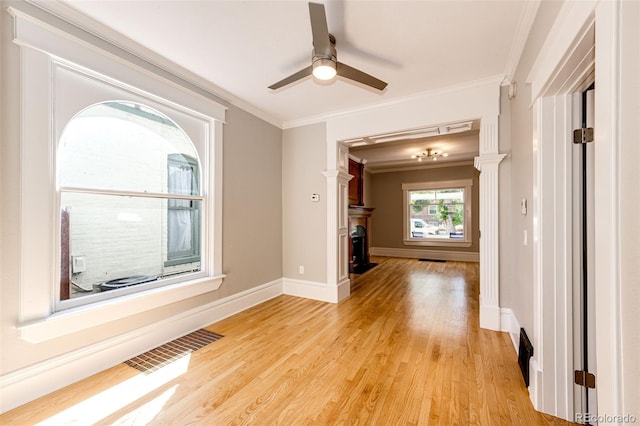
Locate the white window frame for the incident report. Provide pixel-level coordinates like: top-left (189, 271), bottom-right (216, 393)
top-left (402, 179), bottom-right (473, 247)
top-left (166, 153), bottom-right (202, 266)
top-left (10, 7), bottom-right (226, 342)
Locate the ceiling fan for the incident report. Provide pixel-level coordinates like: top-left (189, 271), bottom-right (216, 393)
top-left (268, 2), bottom-right (388, 91)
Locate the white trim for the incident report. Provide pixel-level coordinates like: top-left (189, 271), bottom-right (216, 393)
top-left (474, 153), bottom-right (506, 331)
top-left (500, 301), bottom-right (546, 410)
top-left (367, 160), bottom-right (475, 174)
top-left (502, 0), bottom-right (541, 86)
top-left (282, 278), bottom-right (349, 304)
top-left (18, 276), bottom-right (225, 343)
top-left (402, 179), bottom-right (473, 247)
top-left (526, 3), bottom-right (605, 418)
top-left (282, 278), bottom-right (329, 302)
top-left (529, 357), bottom-right (544, 411)
top-left (500, 307), bottom-right (521, 354)
top-left (403, 240), bottom-right (472, 248)
top-left (326, 79), bottom-right (502, 336)
top-left (8, 6), bottom-right (227, 341)
top-left (8, 6), bottom-right (227, 122)
top-left (370, 247), bottom-right (479, 263)
top-left (15, 0), bottom-right (290, 128)
top-left (593, 1), bottom-right (625, 419)
top-left (526, 1), bottom-right (597, 102)
top-left (0, 278), bottom-right (283, 414)
top-left (285, 75), bottom-right (503, 130)
top-left (401, 179), bottom-right (472, 191)
top-left (322, 162), bottom-right (352, 304)
top-left (531, 94), bottom-right (576, 421)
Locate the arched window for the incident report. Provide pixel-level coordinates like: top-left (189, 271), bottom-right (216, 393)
top-left (58, 101), bottom-right (202, 302)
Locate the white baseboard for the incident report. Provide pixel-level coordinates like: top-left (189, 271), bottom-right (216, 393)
top-left (332, 278), bottom-right (351, 303)
top-left (282, 277), bottom-right (351, 303)
top-left (500, 307), bottom-right (520, 353)
top-left (529, 356), bottom-right (543, 411)
top-left (0, 278), bottom-right (283, 414)
top-left (283, 278), bottom-right (332, 302)
top-left (370, 247), bottom-right (479, 262)
top-left (500, 307), bottom-right (541, 412)
top-left (479, 303), bottom-right (502, 331)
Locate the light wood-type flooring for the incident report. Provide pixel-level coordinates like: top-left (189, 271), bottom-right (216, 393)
top-left (1, 257), bottom-right (576, 425)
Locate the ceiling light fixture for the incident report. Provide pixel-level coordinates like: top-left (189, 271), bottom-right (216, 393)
top-left (411, 148), bottom-right (448, 162)
top-left (312, 58), bottom-right (337, 81)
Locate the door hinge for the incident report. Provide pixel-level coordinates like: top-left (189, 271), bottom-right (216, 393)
top-left (575, 370), bottom-right (596, 388)
top-left (573, 127), bottom-right (594, 144)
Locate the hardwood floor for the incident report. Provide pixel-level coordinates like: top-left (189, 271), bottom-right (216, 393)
top-left (1, 257), bottom-right (576, 425)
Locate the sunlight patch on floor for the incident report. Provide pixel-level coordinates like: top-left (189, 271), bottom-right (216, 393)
top-left (111, 385), bottom-right (178, 425)
top-left (34, 354), bottom-right (191, 425)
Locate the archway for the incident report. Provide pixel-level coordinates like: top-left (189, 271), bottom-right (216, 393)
top-left (322, 79), bottom-right (505, 331)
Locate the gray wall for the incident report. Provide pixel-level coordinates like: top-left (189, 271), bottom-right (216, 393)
top-left (221, 105), bottom-right (283, 297)
top-left (368, 165), bottom-right (480, 253)
top-left (282, 123), bottom-right (327, 283)
top-left (502, 0), bottom-right (563, 336)
top-left (498, 85), bottom-right (513, 311)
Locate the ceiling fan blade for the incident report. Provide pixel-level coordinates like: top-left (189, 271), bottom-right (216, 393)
top-left (268, 66), bottom-right (313, 90)
top-left (337, 62), bottom-right (388, 91)
top-left (309, 2), bottom-right (331, 56)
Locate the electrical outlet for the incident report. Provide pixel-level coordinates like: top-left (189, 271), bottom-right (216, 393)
top-left (299, 265), bottom-right (305, 274)
top-left (72, 255), bottom-right (87, 273)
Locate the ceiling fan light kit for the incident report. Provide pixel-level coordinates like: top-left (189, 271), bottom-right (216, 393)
top-left (269, 2), bottom-right (387, 91)
top-left (312, 58), bottom-right (337, 80)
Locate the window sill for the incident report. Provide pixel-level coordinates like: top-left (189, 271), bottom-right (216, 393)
top-left (17, 275), bottom-right (225, 343)
top-left (403, 239), bottom-right (472, 248)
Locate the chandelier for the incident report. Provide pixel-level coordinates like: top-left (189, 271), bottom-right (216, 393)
top-left (411, 148), bottom-right (448, 162)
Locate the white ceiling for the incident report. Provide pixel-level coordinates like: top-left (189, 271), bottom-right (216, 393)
top-left (56, 0), bottom-right (530, 128)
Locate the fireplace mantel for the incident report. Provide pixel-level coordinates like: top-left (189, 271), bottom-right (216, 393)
top-left (348, 206), bottom-right (375, 218)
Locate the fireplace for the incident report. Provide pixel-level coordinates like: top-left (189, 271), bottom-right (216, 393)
top-left (351, 225), bottom-right (367, 268)
top-left (348, 206), bottom-right (375, 274)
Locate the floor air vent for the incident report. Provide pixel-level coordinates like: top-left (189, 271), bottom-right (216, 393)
top-left (124, 329), bottom-right (223, 373)
top-left (518, 328), bottom-right (534, 387)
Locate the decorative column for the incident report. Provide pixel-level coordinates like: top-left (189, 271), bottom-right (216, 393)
top-left (475, 115), bottom-right (505, 331)
top-left (322, 141), bottom-right (352, 303)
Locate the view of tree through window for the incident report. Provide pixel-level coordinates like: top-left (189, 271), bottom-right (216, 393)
top-left (409, 188), bottom-right (465, 239)
top-left (58, 101), bottom-right (202, 300)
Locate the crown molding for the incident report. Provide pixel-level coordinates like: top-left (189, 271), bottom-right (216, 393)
top-left (502, 0), bottom-right (541, 86)
top-left (368, 160), bottom-right (475, 174)
top-left (282, 75), bottom-right (504, 130)
top-left (23, 0), bottom-right (284, 128)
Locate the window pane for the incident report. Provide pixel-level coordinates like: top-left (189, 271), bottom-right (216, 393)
top-left (167, 154), bottom-right (200, 263)
top-left (60, 192), bottom-right (201, 299)
top-left (59, 101), bottom-right (199, 194)
top-left (409, 188), bottom-right (464, 239)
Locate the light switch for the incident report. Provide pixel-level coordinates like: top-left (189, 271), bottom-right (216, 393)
top-left (311, 193), bottom-right (320, 202)
top-left (521, 199), bottom-right (527, 215)
top-left (523, 230), bottom-right (528, 246)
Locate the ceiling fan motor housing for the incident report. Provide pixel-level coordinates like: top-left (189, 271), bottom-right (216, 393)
top-left (312, 33), bottom-right (337, 64)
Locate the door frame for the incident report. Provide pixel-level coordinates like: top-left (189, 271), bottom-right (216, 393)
top-left (322, 78), bottom-right (504, 331)
top-left (527, 0), bottom-right (626, 421)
